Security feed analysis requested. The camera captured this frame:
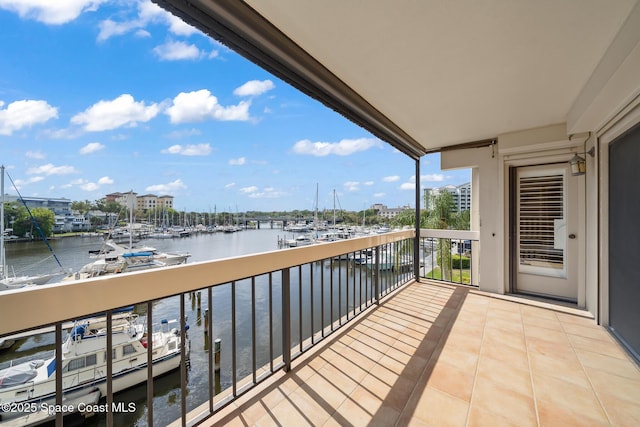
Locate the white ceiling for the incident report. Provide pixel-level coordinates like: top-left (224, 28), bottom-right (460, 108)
top-left (242, 0), bottom-right (637, 151)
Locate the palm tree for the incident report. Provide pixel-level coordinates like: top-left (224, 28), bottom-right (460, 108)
top-left (426, 191), bottom-right (456, 280)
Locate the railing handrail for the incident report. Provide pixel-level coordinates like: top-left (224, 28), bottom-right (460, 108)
top-left (0, 230), bottom-right (414, 336)
top-left (419, 228), bottom-right (479, 240)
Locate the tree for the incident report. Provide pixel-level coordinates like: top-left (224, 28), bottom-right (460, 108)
top-left (71, 200), bottom-right (94, 215)
top-left (426, 191), bottom-right (456, 280)
top-left (12, 206), bottom-right (55, 238)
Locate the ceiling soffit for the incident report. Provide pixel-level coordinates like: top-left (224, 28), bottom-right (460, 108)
top-left (152, 0), bottom-right (426, 159)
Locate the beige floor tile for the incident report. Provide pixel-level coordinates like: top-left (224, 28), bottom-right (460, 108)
top-left (536, 398), bottom-right (610, 427)
top-left (288, 390), bottom-right (334, 426)
top-left (561, 322), bottom-right (614, 341)
top-left (576, 348), bottom-right (640, 380)
top-left (482, 326), bottom-right (527, 353)
top-left (437, 346), bottom-right (479, 372)
top-left (476, 355), bottom-right (533, 395)
top-left (597, 391), bottom-right (640, 427)
top-left (424, 359), bottom-right (476, 402)
top-left (480, 339), bottom-right (530, 372)
top-left (567, 333), bottom-right (629, 360)
top-left (586, 366), bottom-right (640, 404)
top-left (522, 314), bottom-right (564, 332)
top-left (186, 283), bottom-right (640, 427)
top-left (525, 335), bottom-right (576, 358)
top-left (528, 350), bottom-right (591, 389)
top-left (406, 386), bottom-right (469, 427)
top-left (467, 404), bottom-right (535, 427)
top-left (254, 394), bottom-right (314, 427)
top-left (484, 316), bottom-right (525, 333)
top-left (471, 375), bottom-right (537, 426)
top-left (532, 372), bottom-right (609, 424)
top-left (524, 323), bottom-right (571, 344)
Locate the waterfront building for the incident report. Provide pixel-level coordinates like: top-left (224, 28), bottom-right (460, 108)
top-left (372, 203), bottom-right (412, 219)
top-left (106, 191), bottom-right (174, 213)
top-left (2, 194), bottom-right (72, 216)
top-left (424, 182), bottom-right (471, 212)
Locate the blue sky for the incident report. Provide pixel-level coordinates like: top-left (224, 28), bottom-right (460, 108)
top-left (0, 1), bottom-right (469, 213)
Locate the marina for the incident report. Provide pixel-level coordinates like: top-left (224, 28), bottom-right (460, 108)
top-left (0, 228), bottom-right (421, 426)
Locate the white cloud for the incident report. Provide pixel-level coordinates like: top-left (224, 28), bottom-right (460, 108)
top-left (240, 186), bottom-right (258, 193)
top-left (383, 175), bottom-right (400, 182)
top-left (26, 163), bottom-right (76, 176)
top-left (161, 143), bottom-right (212, 156)
top-left (80, 182), bottom-right (99, 191)
top-left (373, 192), bottom-right (386, 198)
top-left (364, 181), bottom-right (374, 186)
top-left (0, 99), bottom-right (58, 135)
top-left (166, 89), bottom-right (250, 123)
top-left (13, 176), bottom-right (44, 188)
top-left (233, 80), bottom-right (275, 97)
top-left (97, 176), bottom-right (113, 185)
top-left (145, 179), bottom-right (187, 195)
top-left (71, 94), bottom-right (160, 132)
top-left (400, 182), bottom-right (415, 190)
top-left (138, 1), bottom-right (198, 37)
top-left (343, 181), bottom-right (360, 192)
top-left (292, 138), bottom-right (382, 156)
top-left (0, 0), bottom-right (106, 25)
top-left (165, 128), bottom-right (201, 139)
top-left (97, 18), bottom-right (138, 41)
top-left (246, 187), bottom-right (287, 199)
top-left (228, 157), bottom-right (246, 166)
top-left (153, 41), bottom-right (204, 61)
top-left (424, 173), bottom-right (445, 182)
top-left (225, 182), bottom-right (236, 188)
top-left (97, 1), bottom-right (199, 42)
top-left (26, 150), bottom-right (46, 159)
top-left (79, 142), bottom-right (105, 155)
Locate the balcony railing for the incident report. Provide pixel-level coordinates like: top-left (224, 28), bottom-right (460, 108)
top-left (419, 229), bottom-right (480, 287)
top-left (0, 230), bottom-right (419, 426)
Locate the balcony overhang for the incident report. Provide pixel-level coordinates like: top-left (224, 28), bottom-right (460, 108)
top-left (152, 0), bottom-right (639, 155)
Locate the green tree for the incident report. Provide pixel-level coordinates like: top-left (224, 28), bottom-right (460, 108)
top-left (12, 207), bottom-right (55, 238)
top-left (71, 200), bottom-right (94, 215)
top-left (426, 191), bottom-right (456, 280)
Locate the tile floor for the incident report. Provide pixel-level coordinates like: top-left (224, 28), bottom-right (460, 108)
top-left (188, 281), bottom-right (640, 426)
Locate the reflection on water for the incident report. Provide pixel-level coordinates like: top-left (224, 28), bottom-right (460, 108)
top-left (2, 229), bottom-right (380, 426)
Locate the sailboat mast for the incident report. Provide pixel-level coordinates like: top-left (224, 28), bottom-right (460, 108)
top-left (333, 189), bottom-right (336, 227)
top-left (1, 165), bottom-right (5, 279)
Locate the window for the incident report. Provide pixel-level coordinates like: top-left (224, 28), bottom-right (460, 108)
top-left (123, 344), bottom-right (136, 356)
top-left (66, 358), bottom-right (85, 372)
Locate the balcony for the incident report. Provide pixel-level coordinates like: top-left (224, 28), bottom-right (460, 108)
top-left (1, 230), bottom-right (639, 426)
top-left (190, 280), bottom-right (640, 426)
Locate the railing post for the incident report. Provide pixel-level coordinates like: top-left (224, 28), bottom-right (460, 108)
top-left (414, 157), bottom-right (421, 280)
top-left (281, 268), bottom-right (291, 371)
top-left (374, 245), bottom-right (381, 305)
top-left (55, 323), bottom-right (63, 427)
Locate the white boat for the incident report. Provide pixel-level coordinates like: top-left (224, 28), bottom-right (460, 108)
top-left (285, 234), bottom-right (316, 247)
top-left (0, 315), bottom-right (187, 424)
top-left (0, 166), bottom-right (61, 291)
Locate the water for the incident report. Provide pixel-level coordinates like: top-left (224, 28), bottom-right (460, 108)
top-left (0, 228), bottom-right (380, 426)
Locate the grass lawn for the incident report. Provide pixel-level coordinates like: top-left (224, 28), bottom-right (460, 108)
top-left (425, 267), bottom-right (471, 284)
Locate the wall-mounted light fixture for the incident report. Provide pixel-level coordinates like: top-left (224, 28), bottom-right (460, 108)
top-left (569, 147), bottom-right (595, 176)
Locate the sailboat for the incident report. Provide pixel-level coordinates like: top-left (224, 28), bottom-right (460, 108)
top-left (0, 165), bottom-right (61, 291)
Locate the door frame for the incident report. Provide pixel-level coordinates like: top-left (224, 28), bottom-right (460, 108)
top-left (503, 147), bottom-right (586, 307)
top-left (597, 101), bottom-right (640, 328)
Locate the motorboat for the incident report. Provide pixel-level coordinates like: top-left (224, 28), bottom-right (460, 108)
top-left (0, 315), bottom-right (188, 424)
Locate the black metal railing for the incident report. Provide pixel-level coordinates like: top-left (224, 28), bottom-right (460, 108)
top-left (419, 229), bottom-right (480, 286)
top-left (0, 231), bottom-right (416, 427)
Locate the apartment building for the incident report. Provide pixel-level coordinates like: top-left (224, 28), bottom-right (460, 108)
top-left (423, 182), bottom-right (471, 212)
